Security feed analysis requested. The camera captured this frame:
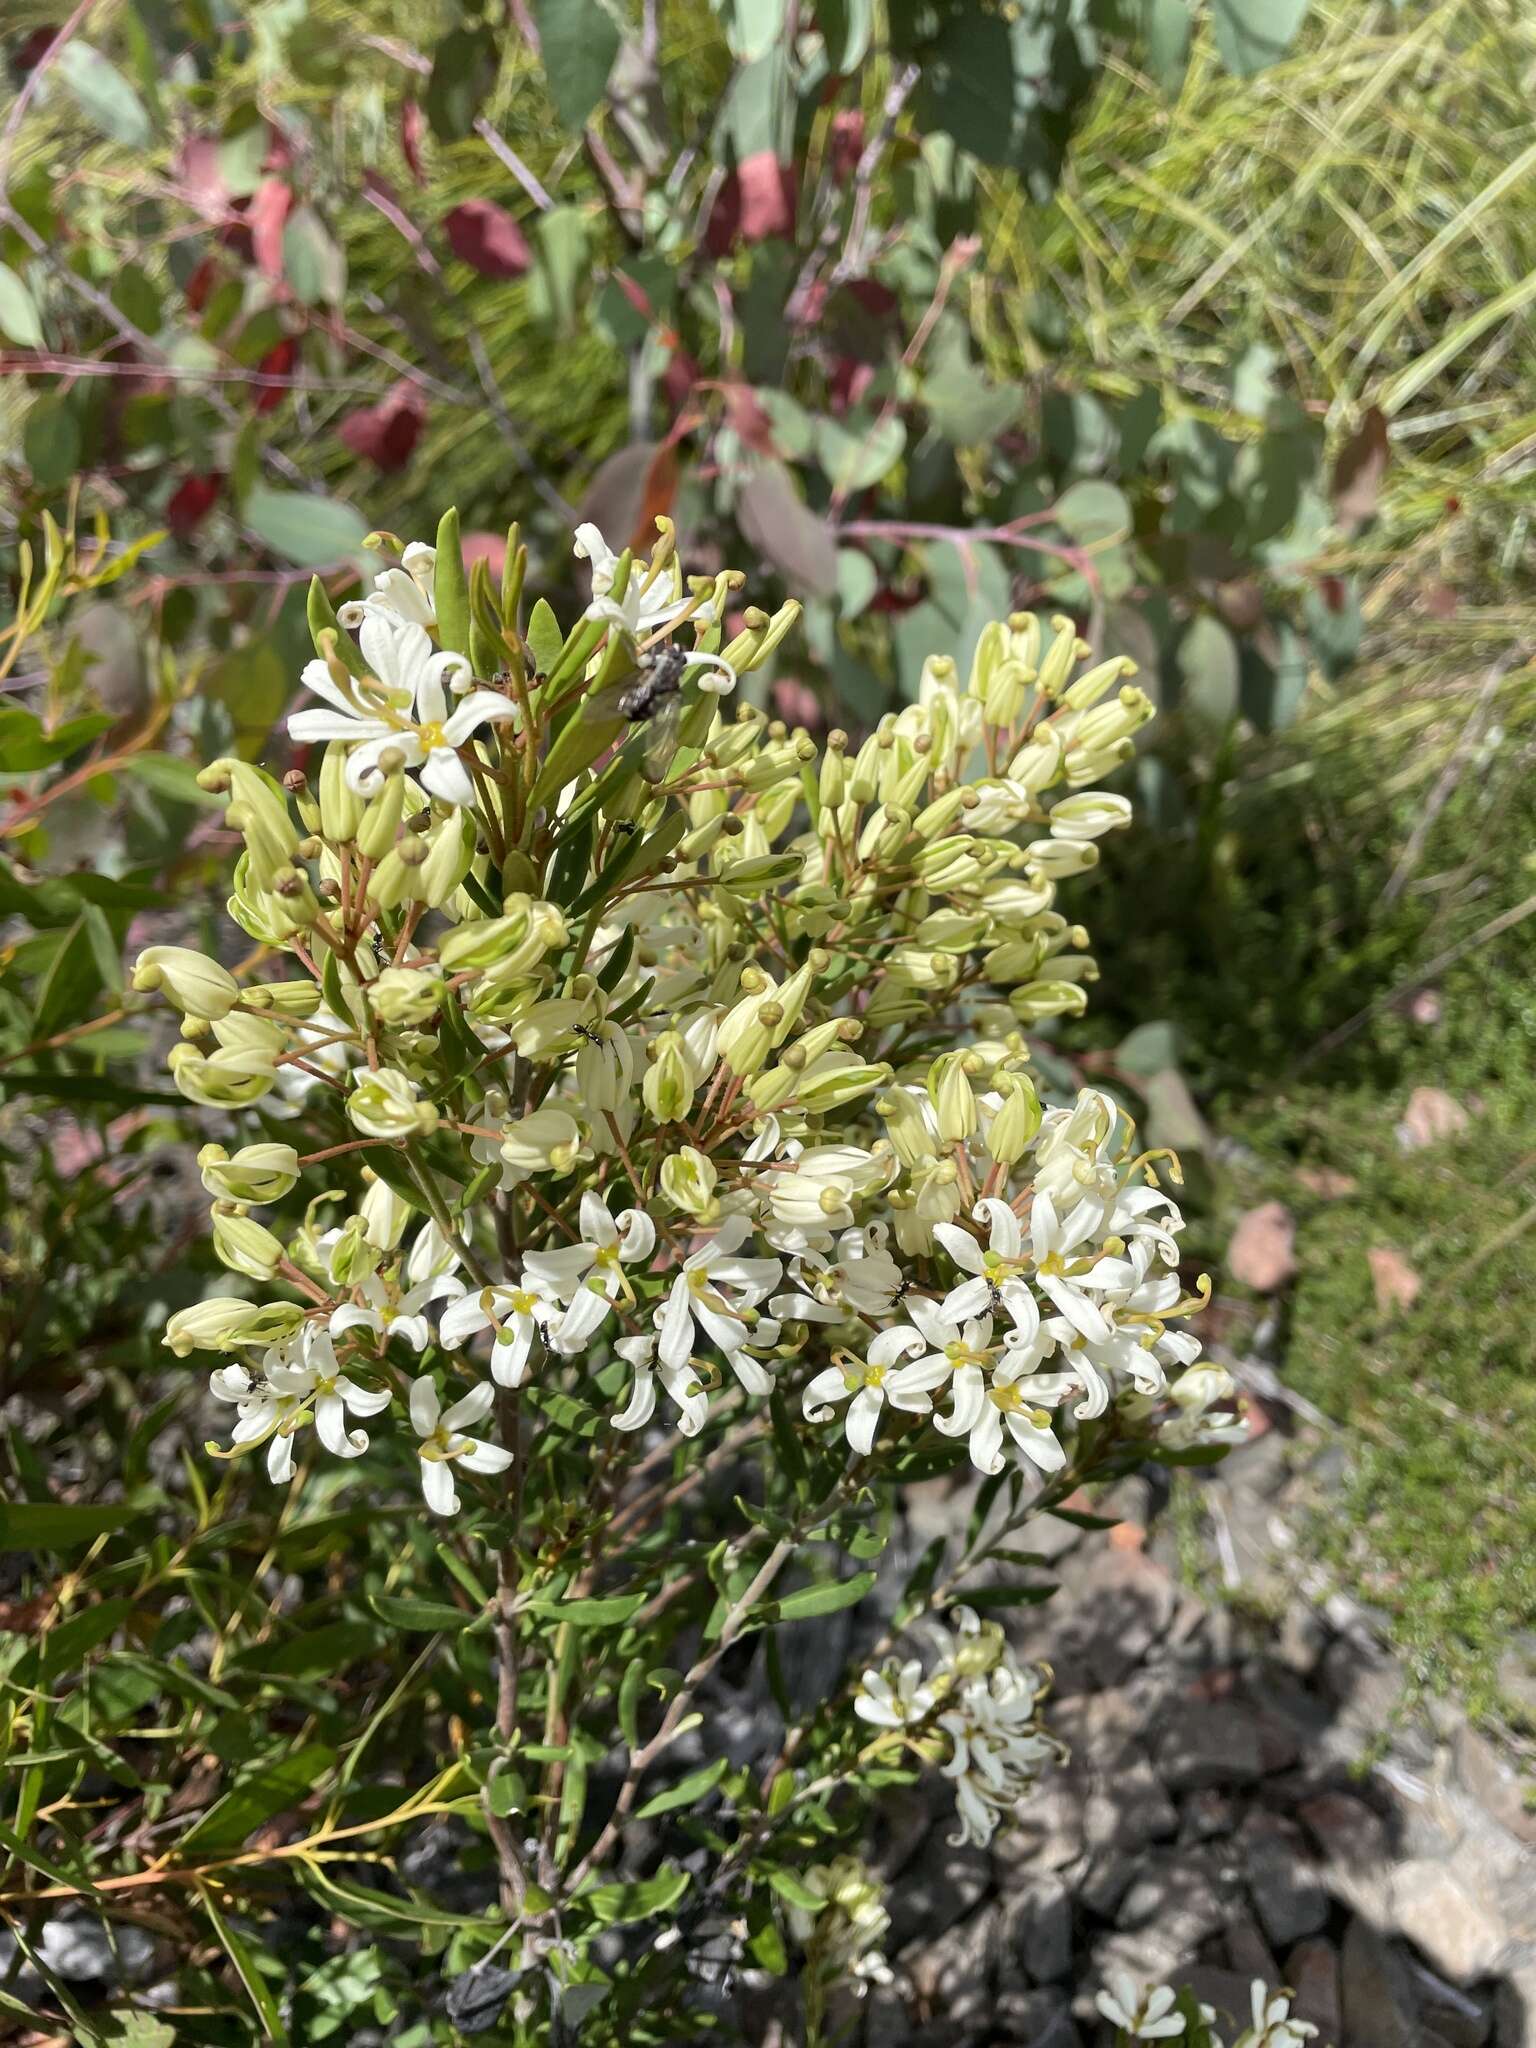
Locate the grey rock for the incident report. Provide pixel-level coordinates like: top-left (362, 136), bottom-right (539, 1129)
top-left (904, 1899), bottom-right (999, 2033)
top-left (1286, 1937), bottom-right (1343, 2042)
top-left (992, 1986), bottom-right (1081, 2048)
top-left (858, 1986), bottom-right (913, 2047)
top-left (1223, 1912), bottom-right (1279, 1986)
top-left (1452, 1724), bottom-right (1536, 1849)
top-left (1083, 1753), bottom-right (1177, 1861)
top-left (1277, 1599), bottom-right (1332, 1677)
top-left (889, 1838), bottom-right (991, 1953)
top-left (1115, 1849), bottom-right (1226, 1959)
top-left (1243, 1818), bottom-right (1330, 1947)
top-left (994, 1763), bottom-right (1087, 1876)
top-left (39, 1915), bottom-right (155, 1983)
top-left (1050, 1548), bottom-right (1178, 1690)
top-left (1181, 1968), bottom-right (1263, 2038)
top-left (1408, 1956), bottom-right (1495, 2048)
top-left (1001, 1874), bottom-right (1073, 1985)
top-left (1495, 1634), bottom-right (1536, 1732)
top-left (1493, 1958), bottom-right (1536, 2048)
top-left (1390, 1855), bottom-right (1508, 1984)
top-left (1155, 1700), bottom-right (1267, 1791)
top-left (1298, 1789), bottom-right (1397, 1922)
top-left (1341, 1918), bottom-right (1426, 2048)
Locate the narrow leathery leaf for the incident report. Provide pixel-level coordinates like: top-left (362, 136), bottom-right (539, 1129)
top-left (434, 505), bottom-right (471, 656)
top-left (634, 1756), bottom-right (728, 1820)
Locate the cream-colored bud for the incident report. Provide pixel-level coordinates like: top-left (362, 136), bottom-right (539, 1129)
top-left (877, 1085), bottom-right (939, 1168)
top-left (1036, 616), bottom-right (1088, 700)
top-left (164, 1297), bottom-right (305, 1356)
top-left (132, 946), bottom-right (241, 1020)
top-left (499, 1107), bottom-right (584, 1181)
top-left (369, 966), bottom-right (443, 1027)
top-left (198, 1142), bottom-right (300, 1204)
top-left (796, 1053), bottom-right (890, 1112)
top-left (1008, 979), bottom-right (1090, 1022)
top-left (1062, 655), bottom-right (1136, 711)
top-left (324, 1213), bottom-right (382, 1287)
top-left (356, 769), bottom-right (407, 861)
top-left (211, 1208), bottom-right (285, 1282)
top-left (168, 1043), bottom-right (276, 1108)
top-left (1024, 837), bottom-right (1099, 880)
top-left (1046, 791), bottom-right (1133, 843)
top-left (659, 1145), bottom-right (719, 1220)
top-left (985, 1072), bottom-right (1042, 1165)
top-left (929, 1051), bottom-right (977, 1143)
top-left (348, 1067), bottom-right (437, 1139)
top-left (416, 809), bottom-right (477, 908)
top-left (360, 1173), bottom-right (414, 1251)
top-left (1071, 685), bottom-right (1154, 753)
top-left (643, 1030), bottom-right (695, 1123)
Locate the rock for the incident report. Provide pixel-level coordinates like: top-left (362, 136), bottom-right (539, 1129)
top-left (1408, 1956), bottom-right (1495, 2048)
top-left (995, 1764), bottom-right (1087, 1876)
top-left (39, 1916), bottom-right (155, 1983)
top-left (1341, 1918), bottom-right (1426, 2048)
top-left (1155, 1701), bottom-right (1267, 1791)
top-left (991, 1986), bottom-right (1081, 2048)
top-left (1451, 1724), bottom-right (1536, 1849)
top-left (1114, 1849), bottom-right (1227, 1967)
top-left (1495, 1635), bottom-right (1536, 1732)
top-left (1397, 1086), bottom-right (1471, 1151)
top-left (1493, 1959), bottom-right (1536, 2048)
top-left (1390, 1856), bottom-right (1508, 1984)
top-left (904, 1899), bottom-right (999, 2033)
top-left (1287, 1937), bottom-right (1342, 2041)
top-left (1181, 1968), bottom-right (1262, 2038)
top-left (1223, 1912), bottom-right (1279, 1986)
top-left (889, 1838), bottom-right (991, 1953)
top-left (1001, 1874), bottom-right (1073, 1985)
top-left (1277, 1599), bottom-right (1331, 1677)
top-left (1080, 1755), bottom-right (1176, 1913)
top-left (857, 1986), bottom-right (913, 2047)
top-left (1050, 1547), bottom-right (1178, 1689)
top-left (1298, 1790), bottom-right (1396, 1923)
top-left (1227, 1201), bottom-right (1298, 1292)
top-left (1243, 1818), bottom-right (1330, 1948)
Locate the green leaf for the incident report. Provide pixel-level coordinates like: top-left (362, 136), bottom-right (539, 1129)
top-left (55, 42), bottom-right (151, 147)
top-left (765, 1866), bottom-right (824, 1913)
top-left (1054, 478), bottom-right (1131, 548)
top-left (535, 0), bottom-right (621, 128)
top-left (367, 1593), bottom-right (472, 1631)
top-left (243, 1620), bottom-right (376, 1679)
top-left (0, 1500), bottom-right (141, 1553)
top-left (526, 599), bottom-right (564, 677)
top-left (0, 1819), bottom-right (100, 1897)
top-left (582, 1863), bottom-right (690, 1925)
top-left (1211, 0), bottom-right (1310, 75)
top-left (23, 394), bottom-right (79, 489)
top-left (1116, 1019), bottom-right (1182, 1078)
top-left (423, 25), bottom-right (497, 141)
top-left (531, 206), bottom-right (590, 334)
top-left (527, 1591), bottom-right (645, 1626)
top-left (199, 1884), bottom-right (290, 2045)
top-left (243, 486), bottom-right (370, 569)
top-left (433, 506), bottom-right (471, 658)
top-left (202, 642), bottom-right (288, 762)
top-left (1176, 614), bottom-right (1240, 731)
top-left (118, 753), bottom-right (220, 807)
top-left (1140, 0), bottom-right (1193, 93)
top-left (737, 462), bottom-right (838, 598)
top-left (178, 1744), bottom-right (335, 1854)
top-left (0, 708), bottom-right (113, 771)
top-left (95, 2011), bottom-right (177, 2048)
top-left (0, 264), bottom-right (43, 348)
top-left (770, 1570), bottom-right (875, 1623)
top-left (634, 1757), bottom-right (728, 1820)
top-left (281, 204), bottom-right (347, 307)
top-left (814, 412), bottom-right (906, 494)
top-left (925, 351), bottom-right (1023, 445)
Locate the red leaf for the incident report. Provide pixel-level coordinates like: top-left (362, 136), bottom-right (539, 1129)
top-left (1331, 404), bottom-right (1389, 533)
top-left (662, 347), bottom-right (700, 416)
top-left (401, 100), bottom-right (427, 187)
top-left (177, 136), bottom-right (229, 218)
top-left (828, 109), bottom-right (864, 182)
top-left (254, 336), bottom-right (298, 414)
top-left (183, 256), bottom-right (219, 314)
top-left (704, 154), bottom-right (796, 255)
top-left (250, 177), bottom-right (292, 280)
top-left (443, 200), bottom-right (532, 279)
top-left (337, 382), bottom-right (427, 473)
top-left (577, 441), bottom-right (680, 556)
top-left (167, 472), bottom-right (224, 539)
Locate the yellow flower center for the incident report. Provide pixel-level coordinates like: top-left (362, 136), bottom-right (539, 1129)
top-left (417, 720), bottom-right (448, 750)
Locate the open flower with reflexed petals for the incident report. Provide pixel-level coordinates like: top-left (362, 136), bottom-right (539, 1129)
top-left (330, 1269), bottom-right (463, 1353)
top-left (802, 1324), bottom-right (945, 1455)
top-left (338, 540), bottom-right (436, 629)
top-left (610, 1332), bottom-right (710, 1439)
top-left (289, 614), bottom-right (516, 806)
top-left (854, 1659), bottom-right (935, 1730)
top-left (208, 1328), bottom-right (390, 1480)
top-left (656, 1216), bottom-right (781, 1394)
top-left (770, 1225), bottom-right (904, 1326)
top-left (936, 1196), bottom-right (1041, 1332)
top-left (438, 1279), bottom-right (560, 1387)
top-left (935, 1345), bottom-right (1074, 1476)
top-left (523, 1190), bottom-right (656, 1354)
top-left (409, 1377), bottom-right (513, 1515)
top-left (1094, 1972), bottom-right (1187, 2040)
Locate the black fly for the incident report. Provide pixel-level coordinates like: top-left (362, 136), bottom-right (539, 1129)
top-left (617, 642), bottom-right (688, 722)
top-left (572, 1022), bottom-right (605, 1047)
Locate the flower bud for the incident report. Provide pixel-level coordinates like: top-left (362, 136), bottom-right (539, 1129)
top-left (818, 737), bottom-right (847, 810)
top-left (796, 1053), bottom-right (891, 1112)
top-left (369, 966), bottom-right (444, 1026)
top-left (417, 808), bottom-right (477, 908)
top-left (1046, 791), bottom-right (1132, 842)
top-left (1062, 655), bottom-right (1136, 711)
top-left (348, 1067), bottom-right (438, 1139)
top-left (132, 946), bottom-right (241, 1020)
top-left (499, 1107), bottom-right (584, 1181)
top-left (211, 1208), bottom-right (285, 1282)
top-left (198, 1142), bottom-right (301, 1204)
top-left (324, 1213), bottom-right (382, 1287)
top-left (659, 1145), bottom-right (719, 1220)
top-left (1069, 685), bottom-right (1154, 754)
top-left (212, 761), bottom-right (300, 884)
top-left (356, 768), bottom-right (407, 860)
top-left (360, 1173), bottom-right (414, 1250)
top-left (985, 1072), bottom-right (1042, 1165)
top-left (877, 1086), bottom-right (939, 1168)
top-left (167, 1043), bottom-right (276, 1108)
top-left (240, 979), bottom-right (322, 1017)
top-left (929, 1051), bottom-right (978, 1143)
top-left (1005, 724), bottom-right (1065, 796)
top-left (319, 742), bottom-right (367, 843)
top-left (164, 1297), bottom-right (306, 1356)
top-left (1036, 616), bottom-right (1088, 700)
top-left (1024, 837), bottom-right (1099, 880)
top-left (643, 1030), bottom-right (695, 1123)
top-left (1008, 979), bottom-right (1090, 1023)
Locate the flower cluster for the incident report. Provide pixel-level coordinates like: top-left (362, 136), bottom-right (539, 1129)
top-left (144, 511), bottom-right (1233, 1530)
top-left (783, 1854), bottom-right (894, 1996)
top-left (856, 1608), bottom-right (1058, 1847)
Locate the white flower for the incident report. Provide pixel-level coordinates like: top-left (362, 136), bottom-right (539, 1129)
top-left (522, 1189), bottom-right (656, 1353)
top-left (854, 1659), bottom-right (935, 1730)
top-left (209, 1328), bottom-right (389, 1480)
top-left (1031, 1087), bottom-right (1121, 1210)
top-left (330, 1269), bottom-right (463, 1353)
top-left (1247, 1981), bottom-right (1317, 2048)
top-left (936, 1346), bottom-right (1073, 1477)
top-left (935, 1196), bottom-right (1041, 1331)
top-left (408, 1377), bottom-right (513, 1516)
top-left (757, 1145), bottom-right (892, 1254)
top-left (770, 1226), bottom-right (905, 1326)
top-left (289, 614), bottom-right (516, 807)
top-left (338, 541), bottom-right (437, 628)
top-left (438, 1280), bottom-right (560, 1388)
top-left (802, 1323), bottom-right (943, 1456)
top-left (610, 1332), bottom-right (710, 1438)
top-left (938, 1660), bottom-right (1054, 1847)
top-left (656, 1216), bottom-right (781, 1395)
top-left (1095, 1972), bottom-right (1186, 2040)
